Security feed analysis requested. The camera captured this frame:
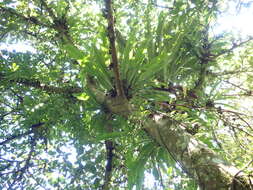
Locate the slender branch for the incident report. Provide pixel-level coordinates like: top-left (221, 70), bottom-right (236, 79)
top-left (231, 159), bottom-right (253, 190)
top-left (223, 93), bottom-right (253, 97)
top-left (8, 136), bottom-right (37, 189)
top-left (0, 131), bottom-right (32, 146)
top-left (230, 112), bottom-right (253, 132)
top-left (218, 114), bottom-right (253, 138)
top-left (104, 0), bottom-right (125, 98)
top-left (235, 159), bottom-right (253, 177)
top-left (212, 37), bottom-right (253, 59)
top-left (1, 4), bottom-right (72, 44)
top-left (0, 123), bottom-right (44, 146)
top-left (0, 30), bottom-right (9, 41)
top-left (0, 6), bottom-right (51, 28)
top-left (0, 74), bottom-right (82, 94)
top-left (0, 111), bottom-right (14, 120)
top-left (210, 69), bottom-right (253, 76)
top-left (224, 80), bottom-right (251, 93)
top-left (190, 36), bottom-right (252, 97)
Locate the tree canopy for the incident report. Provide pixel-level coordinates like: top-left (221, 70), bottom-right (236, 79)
top-left (0, 0), bottom-right (253, 189)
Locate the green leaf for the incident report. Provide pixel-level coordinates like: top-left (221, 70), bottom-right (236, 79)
top-left (62, 43), bottom-right (84, 60)
top-left (75, 93), bottom-right (89, 101)
top-left (96, 131), bottom-right (129, 141)
top-left (85, 162), bottom-right (97, 174)
top-left (127, 142), bottom-right (156, 190)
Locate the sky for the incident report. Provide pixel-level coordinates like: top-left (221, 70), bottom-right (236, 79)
top-left (215, 0), bottom-right (253, 37)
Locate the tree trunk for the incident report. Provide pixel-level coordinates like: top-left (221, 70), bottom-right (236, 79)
top-left (145, 116), bottom-right (252, 190)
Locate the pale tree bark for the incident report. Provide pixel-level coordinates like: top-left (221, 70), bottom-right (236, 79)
top-left (87, 79), bottom-right (252, 189)
top-left (145, 115), bottom-right (252, 190)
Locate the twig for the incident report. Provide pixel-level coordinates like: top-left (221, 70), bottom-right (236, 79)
top-left (157, 163), bottom-right (165, 189)
top-left (0, 131), bottom-right (32, 146)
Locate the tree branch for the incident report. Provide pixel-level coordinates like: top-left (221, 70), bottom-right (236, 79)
top-left (209, 69), bottom-right (253, 76)
top-left (0, 74), bottom-right (82, 95)
top-left (0, 6), bottom-right (51, 28)
top-left (102, 139), bottom-right (114, 190)
top-left (104, 0), bottom-right (125, 98)
top-left (0, 123), bottom-right (44, 146)
top-left (0, 131), bottom-right (32, 146)
top-left (86, 76), bottom-right (132, 116)
top-left (102, 115), bottom-right (114, 190)
top-left (1, 4), bottom-right (72, 44)
top-left (212, 37), bottom-right (253, 59)
top-left (8, 136), bottom-right (37, 189)
top-left (145, 115), bottom-right (252, 190)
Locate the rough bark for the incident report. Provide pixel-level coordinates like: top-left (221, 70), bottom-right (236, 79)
top-left (104, 0), bottom-right (126, 98)
top-left (145, 115), bottom-right (252, 190)
top-left (102, 115), bottom-right (114, 190)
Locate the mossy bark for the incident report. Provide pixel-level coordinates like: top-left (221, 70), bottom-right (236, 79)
top-left (145, 116), bottom-right (252, 190)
